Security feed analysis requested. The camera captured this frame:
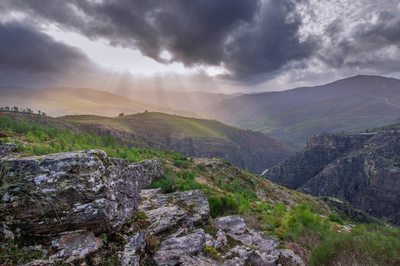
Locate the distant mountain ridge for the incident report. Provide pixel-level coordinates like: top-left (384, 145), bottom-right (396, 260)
top-left (205, 75), bottom-right (400, 147)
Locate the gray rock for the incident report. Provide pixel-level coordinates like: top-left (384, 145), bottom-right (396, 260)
top-left (145, 206), bottom-right (194, 234)
top-left (50, 231), bottom-right (103, 260)
top-left (214, 215), bottom-right (278, 252)
top-left (153, 229), bottom-right (206, 266)
top-left (121, 231), bottom-right (147, 266)
top-left (0, 150), bottom-right (164, 235)
top-left (271, 249), bottom-right (305, 266)
top-left (213, 216), bottom-right (247, 234)
top-left (140, 189), bottom-right (210, 225)
top-left (205, 233), bottom-right (215, 247)
top-left (0, 143), bottom-right (17, 158)
top-left (22, 261), bottom-right (55, 266)
top-left (179, 255), bottom-right (220, 266)
top-left (214, 230), bottom-right (227, 250)
top-left (214, 216), bottom-right (304, 265)
top-left (222, 246), bottom-right (278, 266)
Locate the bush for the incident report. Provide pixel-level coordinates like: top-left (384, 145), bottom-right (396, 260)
top-left (203, 245), bottom-right (220, 260)
top-left (197, 163), bottom-right (206, 171)
top-left (328, 214), bottom-right (344, 225)
top-left (174, 160), bottom-right (189, 168)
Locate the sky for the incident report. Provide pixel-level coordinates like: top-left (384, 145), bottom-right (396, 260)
top-left (0, 0), bottom-right (400, 94)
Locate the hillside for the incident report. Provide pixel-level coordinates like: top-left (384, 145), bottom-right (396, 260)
top-left (124, 90), bottom-right (236, 113)
top-left (205, 75), bottom-right (400, 147)
top-left (3, 112), bottom-right (295, 174)
top-left (59, 112), bottom-right (295, 174)
top-left (0, 87), bottom-right (203, 118)
top-left (264, 128), bottom-right (400, 225)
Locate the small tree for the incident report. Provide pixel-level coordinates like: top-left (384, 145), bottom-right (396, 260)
top-left (4, 106), bottom-right (9, 111)
top-left (38, 110), bottom-right (41, 115)
top-left (119, 113), bottom-right (124, 117)
top-left (0, 107), bottom-right (3, 111)
top-left (42, 112), bottom-right (47, 116)
top-left (13, 106), bottom-right (19, 112)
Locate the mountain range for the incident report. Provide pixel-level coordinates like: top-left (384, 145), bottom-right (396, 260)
top-left (204, 75), bottom-right (400, 147)
top-left (2, 75), bottom-right (400, 149)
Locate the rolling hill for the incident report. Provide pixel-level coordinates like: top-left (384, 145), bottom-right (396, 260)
top-left (58, 112), bottom-right (295, 173)
top-left (3, 111), bottom-right (295, 174)
top-left (0, 87), bottom-right (204, 118)
top-left (205, 75), bottom-right (400, 147)
top-left (123, 90), bottom-right (237, 113)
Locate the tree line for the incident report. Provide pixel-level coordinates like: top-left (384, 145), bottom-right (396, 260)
top-left (0, 106), bottom-right (46, 116)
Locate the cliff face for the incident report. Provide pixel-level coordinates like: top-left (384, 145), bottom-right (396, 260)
top-left (265, 129), bottom-right (400, 225)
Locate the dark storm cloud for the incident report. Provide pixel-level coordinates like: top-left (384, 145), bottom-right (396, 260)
top-left (0, 23), bottom-right (93, 73)
top-left (0, 22), bottom-right (98, 87)
top-left (221, 0), bottom-right (320, 83)
top-left (1, 0), bottom-right (319, 83)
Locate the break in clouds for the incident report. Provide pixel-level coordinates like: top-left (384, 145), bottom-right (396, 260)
top-left (0, 0), bottom-right (399, 89)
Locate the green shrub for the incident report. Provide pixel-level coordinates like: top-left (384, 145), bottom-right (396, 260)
top-left (328, 214), bottom-right (344, 225)
top-left (197, 163), bottom-right (206, 171)
top-left (203, 245), bottom-right (220, 260)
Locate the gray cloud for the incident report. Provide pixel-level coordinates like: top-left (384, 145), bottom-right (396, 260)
top-left (0, 22), bottom-right (100, 88)
top-left (0, 0), bottom-right (320, 83)
top-left (0, 0), bottom-right (400, 87)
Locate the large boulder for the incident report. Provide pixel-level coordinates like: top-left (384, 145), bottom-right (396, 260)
top-left (140, 188), bottom-right (210, 226)
top-left (153, 229), bottom-right (206, 266)
top-left (0, 150), bottom-right (164, 235)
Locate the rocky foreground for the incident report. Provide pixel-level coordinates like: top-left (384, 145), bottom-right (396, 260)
top-left (0, 147), bottom-right (303, 265)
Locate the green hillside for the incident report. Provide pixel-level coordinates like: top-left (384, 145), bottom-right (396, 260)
top-left (2, 112), bottom-right (294, 174)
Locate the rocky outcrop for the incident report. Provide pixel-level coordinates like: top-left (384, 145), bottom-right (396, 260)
top-left (120, 190), bottom-right (304, 266)
top-left (265, 129), bottom-right (400, 224)
top-left (153, 229), bottom-right (206, 265)
top-left (214, 215), bottom-right (303, 266)
top-left (140, 188), bottom-right (210, 227)
top-left (50, 231), bottom-right (103, 260)
top-left (0, 150), bottom-right (164, 235)
top-left (0, 142), bottom-right (17, 158)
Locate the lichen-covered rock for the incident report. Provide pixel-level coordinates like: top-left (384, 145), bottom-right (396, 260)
top-left (140, 188), bottom-right (210, 225)
top-left (153, 229), bottom-right (206, 266)
top-left (205, 233), bottom-right (215, 247)
top-left (214, 215), bottom-right (278, 253)
top-left (215, 230), bottom-right (227, 250)
top-left (121, 231), bottom-right (147, 266)
top-left (145, 206), bottom-right (194, 235)
top-left (0, 150), bottom-right (164, 235)
top-left (0, 143), bottom-right (17, 158)
top-left (50, 231), bottom-right (103, 260)
top-left (213, 215), bottom-right (304, 266)
top-left (22, 260), bottom-right (55, 266)
top-left (179, 255), bottom-right (220, 266)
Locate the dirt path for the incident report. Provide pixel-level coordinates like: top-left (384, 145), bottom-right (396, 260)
top-left (363, 77), bottom-right (400, 108)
